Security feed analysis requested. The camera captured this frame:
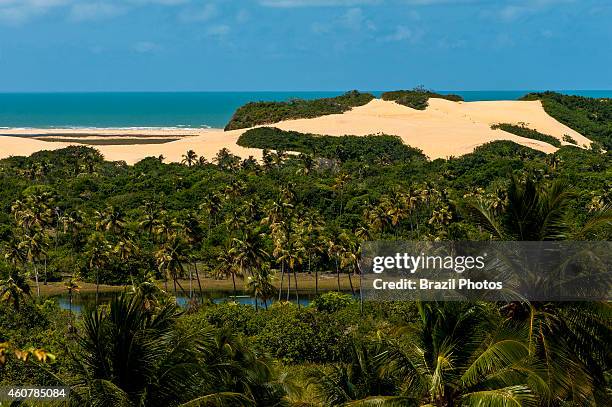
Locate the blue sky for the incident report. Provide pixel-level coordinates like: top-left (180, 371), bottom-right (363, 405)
top-left (0, 0), bottom-right (610, 91)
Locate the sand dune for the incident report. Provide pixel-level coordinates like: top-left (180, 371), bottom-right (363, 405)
top-left (0, 99), bottom-right (590, 163)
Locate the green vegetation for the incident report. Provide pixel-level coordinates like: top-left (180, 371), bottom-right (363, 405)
top-left (237, 127), bottom-right (427, 162)
top-left (1, 92), bottom-right (612, 405)
top-left (521, 91), bottom-right (612, 149)
top-left (491, 122), bottom-right (562, 147)
top-left (224, 90), bottom-right (375, 130)
top-left (381, 87), bottom-right (463, 110)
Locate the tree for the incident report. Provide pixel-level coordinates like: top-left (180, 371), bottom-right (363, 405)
top-left (376, 302), bottom-right (541, 406)
top-left (0, 272), bottom-right (31, 311)
top-left (246, 266), bottom-right (276, 311)
top-left (230, 228), bottom-right (269, 298)
top-left (216, 250), bottom-right (241, 299)
top-left (19, 232), bottom-right (47, 297)
top-left (69, 293), bottom-right (261, 406)
top-left (333, 173), bottom-right (351, 216)
top-left (155, 235), bottom-right (188, 296)
top-left (85, 232), bottom-right (112, 306)
top-left (466, 176), bottom-right (611, 241)
top-left (181, 150), bottom-right (198, 167)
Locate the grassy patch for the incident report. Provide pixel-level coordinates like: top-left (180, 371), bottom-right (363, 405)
top-left (491, 123), bottom-right (561, 147)
top-left (224, 90), bottom-right (375, 130)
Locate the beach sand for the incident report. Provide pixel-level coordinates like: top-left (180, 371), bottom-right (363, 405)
top-left (0, 99), bottom-right (590, 163)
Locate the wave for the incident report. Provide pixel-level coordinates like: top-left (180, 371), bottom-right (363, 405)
top-left (0, 125), bottom-right (217, 131)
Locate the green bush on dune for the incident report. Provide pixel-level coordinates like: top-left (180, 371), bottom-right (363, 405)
top-left (236, 126), bottom-right (427, 163)
top-left (381, 87), bottom-right (463, 110)
top-left (491, 123), bottom-right (562, 147)
top-left (521, 91), bottom-right (612, 149)
top-left (224, 90), bottom-right (375, 130)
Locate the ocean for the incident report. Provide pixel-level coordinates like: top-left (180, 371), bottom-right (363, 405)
top-left (0, 90), bottom-right (611, 130)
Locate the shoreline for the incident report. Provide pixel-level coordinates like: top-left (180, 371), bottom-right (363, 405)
top-left (0, 99), bottom-right (592, 162)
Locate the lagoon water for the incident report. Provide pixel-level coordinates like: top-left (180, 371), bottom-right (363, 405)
top-left (55, 291), bottom-right (320, 313)
top-left (1, 90), bottom-right (611, 130)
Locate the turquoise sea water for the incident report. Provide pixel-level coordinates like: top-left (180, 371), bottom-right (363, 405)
top-left (1, 90), bottom-right (611, 130)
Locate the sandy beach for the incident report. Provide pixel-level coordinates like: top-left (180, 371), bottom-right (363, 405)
top-left (0, 99), bottom-right (590, 163)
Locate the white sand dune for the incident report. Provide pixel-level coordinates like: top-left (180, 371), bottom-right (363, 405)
top-left (0, 99), bottom-right (590, 164)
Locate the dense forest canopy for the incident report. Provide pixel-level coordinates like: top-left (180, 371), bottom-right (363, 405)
top-left (0, 91), bottom-right (611, 406)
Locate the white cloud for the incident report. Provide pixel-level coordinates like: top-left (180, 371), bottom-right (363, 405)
top-left (69, 2), bottom-right (125, 22)
top-left (493, 0), bottom-right (575, 22)
top-left (0, 0), bottom-right (70, 24)
top-left (340, 7), bottom-right (376, 30)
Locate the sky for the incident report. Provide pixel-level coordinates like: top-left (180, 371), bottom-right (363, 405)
top-left (0, 0), bottom-right (611, 92)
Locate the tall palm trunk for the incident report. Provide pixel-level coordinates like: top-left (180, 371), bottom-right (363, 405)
top-left (286, 268), bottom-right (291, 301)
top-left (231, 273), bottom-right (237, 299)
top-left (194, 262), bottom-right (203, 303)
top-left (254, 293), bottom-right (259, 311)
top-left (278, 261), bottom-right (285, 301)
top-left (335, 257), bottom-right (340, 291)
top-left (293, 268), bottom-right (300, 308)
top-left (348, 270), bottom-right (355, 296)
top-left (34, 263), bottom-right (40, 297)
top-left (95, 267), bottom-right (99, 306)
top-left (188, 264), bottom-right (193, 299)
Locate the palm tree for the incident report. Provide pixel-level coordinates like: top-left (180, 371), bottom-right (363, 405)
top-left (183, 212), bottom-right (204, 300)
top-left (297, 153), bottom-right (315, 175)
top-left (155, 235), bottom-right (188, 296)
top-left (69, 293), bottom-right (259, 406)
top-left (85, 232), bottom-right (112, 306)
top-left (307, 340), bottom-right (409, 406)
top-left (19, 232), bottom-right (46, 297)
top-left (230, 228), bottom-right (269, 289)
top-left (200, 192), bottom-right (223, 236)
top-left (96, 206), bottom-right (127, 236)
top-left (64, 278), bottom-right (80, 329)
top-left (216, 250), bottom-right (241, 299)
top-left (377, 302), bottom-right (541, 406)
top-left (333, 173), bottom-right (351, 216)
top-left (327, 237), bottom-right (343, 292)
top-left (181, 149), bottom-right (198, 167)
top-left (0, 273), bottom-right (31, 311)
top-left (467, 176), bottom-right (611, 240)
top-left (139, 201), bottom-right (162, 237)
top-left (246, 267), bottom-right (276, 311)
top-left (214, 148), bottom-right (240, 171)
top-left (114, 234), bottom-right (138, 284)
top-left (468, 176), bottom-right (612, 404)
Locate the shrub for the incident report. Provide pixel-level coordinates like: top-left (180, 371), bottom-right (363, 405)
top-left (381, 88), bottom-right (463, 110)
top-left (491, 123), bottom-right (561, 147)
top-left (310, 292), bottom-right (355, 313)
top-left (520, 91), bottom-right (612, 149)
top-left (225, 90), bottom-right (375, 130)
top-left (237, 127), bottom-right (427, 163)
